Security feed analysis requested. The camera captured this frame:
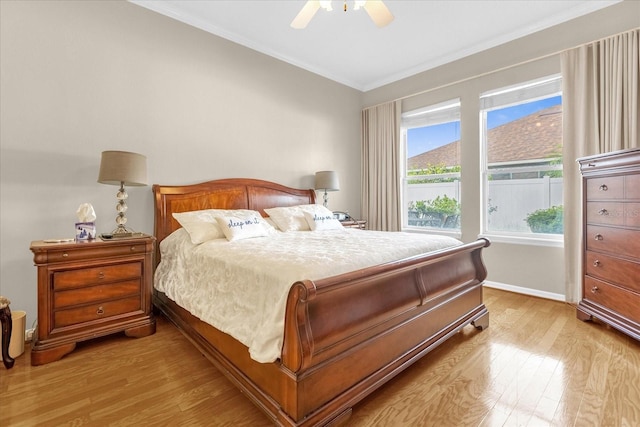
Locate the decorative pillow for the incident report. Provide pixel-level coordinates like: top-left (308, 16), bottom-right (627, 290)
top-left (172, 209), bottom-right (273, 244)
top-left (303, 211), bottom-right (344, 231)
top-left (264, 204), bottom-right (335, 232)
top-left (215, 215), bottom-right (270, 241)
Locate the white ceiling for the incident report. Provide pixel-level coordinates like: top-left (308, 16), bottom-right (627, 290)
top-left (131, 0), bottom-right (620, 91)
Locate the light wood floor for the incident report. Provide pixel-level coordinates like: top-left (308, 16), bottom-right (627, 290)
top-left (1, 288), bottom-right (639, 426)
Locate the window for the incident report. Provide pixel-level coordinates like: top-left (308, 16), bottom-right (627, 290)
top-left (480, 76), bottom-right (563, 242)
top-left (402, 99), bottom-right (461, 232)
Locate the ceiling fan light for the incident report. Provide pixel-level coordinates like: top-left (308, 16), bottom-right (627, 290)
top-left (353, 0), bottom-right (366, 10)
top-left (319, 1), bottom-right (333, 11)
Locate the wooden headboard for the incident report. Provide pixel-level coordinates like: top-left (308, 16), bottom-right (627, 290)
top-left (152, 178), bottom-right (316, 263)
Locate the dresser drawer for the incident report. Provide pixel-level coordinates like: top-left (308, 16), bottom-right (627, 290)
top-left (586, 176), bottom-right (624, 200)
top-left (586, 225), bottom-right (640, 259)
top-left (584, 277), bottom-right (640, 324)
top-left (626, 174), bottom-right (640, 199)
top-left (54, 279), bottom-right (141, 309)
top-left (53, 262), bottom-right (142, 290)
top-left (586, 251), bottom-right (640, 293)
top-left (586, 202), bottom-right (640, 227)
top-left (54, 296), bottom-right (142, 328)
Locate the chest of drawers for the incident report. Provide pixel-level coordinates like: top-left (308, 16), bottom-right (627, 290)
top-left (30, 235), bottom-right (156, 365)
top-left (577, 148), bottom-right (640, 341)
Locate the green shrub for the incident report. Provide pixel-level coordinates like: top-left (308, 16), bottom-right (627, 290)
top-left (525, 205), bottom-right (563, 234)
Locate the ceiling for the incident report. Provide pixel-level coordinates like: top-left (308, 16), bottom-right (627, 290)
top-left (130, 0), bottom-right (620, 92)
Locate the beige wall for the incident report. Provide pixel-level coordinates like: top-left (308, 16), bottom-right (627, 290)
top-left (0, 1), bottom-right (361, 325)
top-left (362, 0), bottom-right (640, 298)
top-left (1, 0), bottom-right (638, 331)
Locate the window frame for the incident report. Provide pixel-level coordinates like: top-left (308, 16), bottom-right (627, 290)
top-left (401, 99), bottom-right (462, 237)
top-left (479, 75), bottom-right (564, 246)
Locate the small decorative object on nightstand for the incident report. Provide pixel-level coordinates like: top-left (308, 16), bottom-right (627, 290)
top-left (340, 219), bottom-right (367, 229)
top-left (333, 211), bottom-right (367, 229)
top-left (29, 234), bottom-right (156, 365)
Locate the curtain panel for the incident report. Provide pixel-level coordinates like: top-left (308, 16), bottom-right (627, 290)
top-left (561, 29), bottom-right (640, 302)
top-left (361, 101), bottom-right (402, 231)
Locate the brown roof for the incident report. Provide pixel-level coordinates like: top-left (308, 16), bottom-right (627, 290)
top-left (408, 105), bottom-right (562, 169)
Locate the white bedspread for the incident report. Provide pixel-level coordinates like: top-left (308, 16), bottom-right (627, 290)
top-left (154, 228), bottom-right (462, 363)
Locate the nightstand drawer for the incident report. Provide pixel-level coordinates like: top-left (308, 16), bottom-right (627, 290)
top-left (54, 296), bottom-right (142, 328)
top-left (584, 277), bottom-right (640, 324)
top-left (53, 262), bottom-right (142, 290)
top-left (54, 279), bottom-right (141, 309)
top-left (44, 244), bottom-right (148, 264)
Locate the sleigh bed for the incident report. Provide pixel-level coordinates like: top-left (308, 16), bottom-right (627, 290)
top-left (152, 178), bottom-right (490, 426)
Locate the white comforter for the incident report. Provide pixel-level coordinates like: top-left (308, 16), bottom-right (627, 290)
top-left (154, 228), bottom-right (462, 363)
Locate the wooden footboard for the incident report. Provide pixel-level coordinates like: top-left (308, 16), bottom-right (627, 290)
top-left (279, 238), bottom-right (490, 424)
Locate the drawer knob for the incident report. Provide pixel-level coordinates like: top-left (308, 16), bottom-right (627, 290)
top-left (130, 246), bottom-right (136, 252)
top-left (594, 234), bottom-right (603, 241)
top-left (97, 306), bottom-right (105, 315)
top-left (98, 271), bottom-right (105, 279)
top-left (593, 260), bottom-right (601, 267)
top-left (599, 184), bottom-right (608, 191)
top-left (598, 209), bottom-right (608, 216)
top-left (591, 286), bottom-right (599, 294)
top-left (62, 252), bottom-right (69, 257)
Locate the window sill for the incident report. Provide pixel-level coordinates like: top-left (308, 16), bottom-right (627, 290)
top-left (478, 232), bottom-right (564, 248)
top-left (403, 226), bottom-right (462, 239)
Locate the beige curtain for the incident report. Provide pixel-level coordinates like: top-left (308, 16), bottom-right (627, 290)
top-left (561, 29), bottom-right (640, 302)
top-left (361, 100), bottom-right (402, 231)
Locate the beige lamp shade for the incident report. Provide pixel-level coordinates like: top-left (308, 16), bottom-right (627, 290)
top-left (314, 171), bottom-right (340, 191)
top-left (98, 151), bottom-right (148, 186)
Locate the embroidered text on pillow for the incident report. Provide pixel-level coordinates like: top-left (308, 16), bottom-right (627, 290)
top-left (227, 217), bottom-right (261, 230)
top-left (313, 214), bottom-right (334, 222)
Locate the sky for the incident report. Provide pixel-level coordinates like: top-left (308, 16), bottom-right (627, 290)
top-left (407, 96), bottom-right (562, 158)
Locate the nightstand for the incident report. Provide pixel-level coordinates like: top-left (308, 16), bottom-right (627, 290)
top-left (29, 235), bottom-right (156, 365)
top-left (340, 219), bottom-right (367, 229)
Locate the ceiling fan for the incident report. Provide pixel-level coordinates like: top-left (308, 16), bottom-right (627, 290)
top-left (291, 1), bottom-right (394, 29)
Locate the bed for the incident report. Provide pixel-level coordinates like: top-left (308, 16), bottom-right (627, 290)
top-left (152, 178), bottom-right (490, 426)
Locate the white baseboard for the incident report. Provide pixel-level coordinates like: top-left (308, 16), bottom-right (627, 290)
top-left (484, 280), bottom-right (566, 302)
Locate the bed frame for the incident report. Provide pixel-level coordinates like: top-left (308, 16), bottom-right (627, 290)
top-left (152, 178), bottom-right (490, 426)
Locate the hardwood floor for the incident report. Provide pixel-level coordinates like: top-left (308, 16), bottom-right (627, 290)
top-left (1, 288), bottom-right (638, 426)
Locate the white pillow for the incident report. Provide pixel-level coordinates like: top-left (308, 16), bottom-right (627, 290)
top-left (265, 204), bottom-right (335, 232)
top-left (215, 215), bottom-right (270, 241)
top-left (303, 211), bottom-right (344, 231)
top-left (172, 209), bottom-right (273, 244)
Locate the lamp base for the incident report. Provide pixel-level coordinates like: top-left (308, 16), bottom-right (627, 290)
top-left (111, 225), bottom-right (136, 238)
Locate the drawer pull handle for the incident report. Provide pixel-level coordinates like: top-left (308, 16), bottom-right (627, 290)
top-left (588, 163), bottom-right (596, 167)
top-left (130, 246), bottom-right (136, 252)
top-left (62, 252), bottom-right (69, 257)
top-left (598, 209), bottom-right (608, 216)
top-left (594, 234), bottom-right (603, 241)
top-left (593, 260), bottom-right (601, 267)
top-left (98, 271), bottom-right (105, 279)
top-left (97, 306), bottom-right (105, 315)
top-left (599, 184), bottom-right (608, 191)
top-left (591, 286), bottom-right (599, 294)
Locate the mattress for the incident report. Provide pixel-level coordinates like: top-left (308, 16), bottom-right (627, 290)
top-left (154, 228), bottom-right (462, 363)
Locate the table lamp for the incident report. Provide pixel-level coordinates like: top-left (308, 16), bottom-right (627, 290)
top-left (314, 171), bottom-right (340, 208)
top-left (98, 150), bottom-right (147, 237)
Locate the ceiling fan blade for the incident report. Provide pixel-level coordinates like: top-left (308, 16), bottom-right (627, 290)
top-left (363, 1), bottom-right (394, 28)
top-left (291, 1), bottom-right (321, 29)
